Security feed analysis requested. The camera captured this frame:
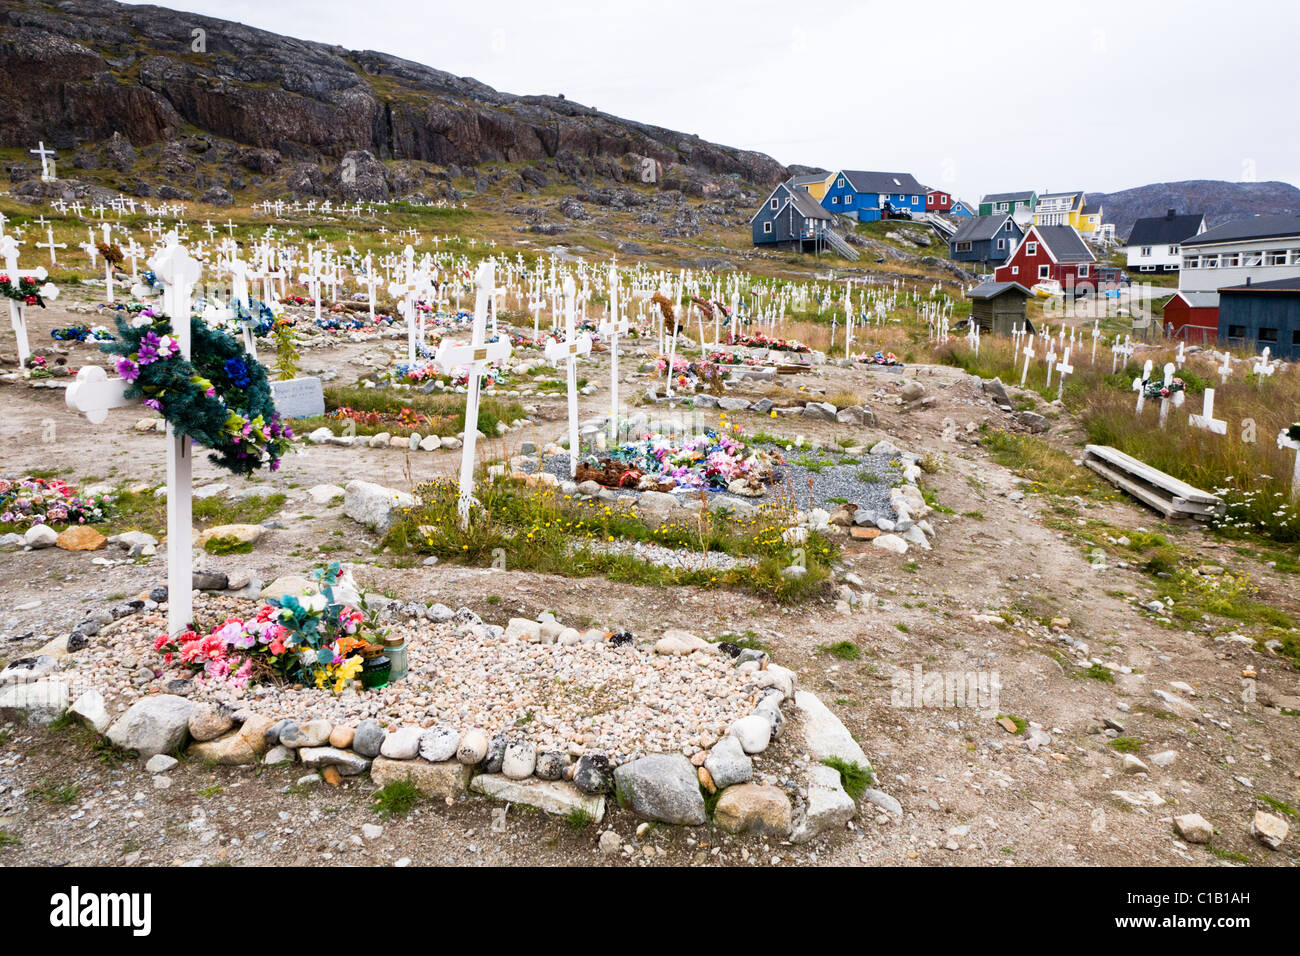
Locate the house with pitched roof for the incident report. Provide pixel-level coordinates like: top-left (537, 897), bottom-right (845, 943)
top-left (1178, 214), bottom-right (1300, 292)
top-left (820, 170), bottom-right (928, 221)
top-left (978, 191), bottom-right (1037, 224)
top-left (1126, 210), bottom-right (1207, 273)
top-left (1033, 191), bottom-right (1087, 229)
top-left (948, 214), bottom-right (1023, 271)
top-left (750, 180), bottom-right (836, 252)
top-left (993, 224), bottom-right (1097, 291)
top-left (789, 171), bottom-right (834, 202)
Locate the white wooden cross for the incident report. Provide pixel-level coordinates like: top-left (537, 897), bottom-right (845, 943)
top-left (1277, 428), bottom-right (1300, 502)
top-left (1174, 340), bottom-right (1186, 369)
top-left (1252, 347), bottom-right (1275, 387)
top-left (1020, 337), bottom-right (1035, 387)
top-left (1217, 350), bottom-right (1233, 383)
top-left (545, 277), bottom-right (594, 478)
top-left (1, 234), bottom-right (50, 366)
top-left (1156, 362), bottom-right (1183, 428)
top-left (389, 245), bottom-right (430, 363)
top-left (1112, 335), bottom-right (1132, 374)
top-left (36, 224), bottom-right (66, 265)
top-left (65, 237), bottom-right (203, 635)
top-left (99, 223), bottom-right (117, 304)
top-left (222, 249), bottom-right (259, 358)
top-left (298, 249), bottom-right (325, 327)
top-left (1055, 346), bottom-right (1073, 400)
top-left (1188, 387), bottom-right (1227, 435)
top-left (1090, 320), bottom-right (1100, 365)
top-left (1133, 359), bottom-right (1155, 414)
top-left (1044, 344), bottom-right (1057, 389)
top-left (433, 260), bottom-right (513, 527)
top-left (599, 263), bottom-right (628, 443)
top-left (29, 141), bottom-right (55, 182)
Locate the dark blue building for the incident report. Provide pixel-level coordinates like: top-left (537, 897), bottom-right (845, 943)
top-left (1217, 278), bottom-right (1300, 359)
top-left (821, 170), bottom-right (928, 222)
top-left (948, 214), bottom-right (1023, 271)
top-left (751, 181), bottom-right (835, 251)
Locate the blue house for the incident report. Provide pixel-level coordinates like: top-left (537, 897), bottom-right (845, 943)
top-left (751, 180), bottom-right (835, 251)
top-left (950, 199), bottom-right (977, 217)
top-left (820, 170), bottom-right (928, 222)
top-left (1217, 278), bottom-right (1300, 359)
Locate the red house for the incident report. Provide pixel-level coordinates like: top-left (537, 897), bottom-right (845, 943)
top-left (994, 225), bottom-right (1096, 290)
top-left (926, 189), bottom-right (952, 213)
top-left (1162, 291), bottom-right (1219, 344)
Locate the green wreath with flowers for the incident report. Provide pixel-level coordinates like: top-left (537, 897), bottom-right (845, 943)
top-left (101, 311), bottom-right (297, 475)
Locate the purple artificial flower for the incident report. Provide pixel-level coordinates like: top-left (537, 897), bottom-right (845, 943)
top-left (143, 398), bottom-right (162, 411)
top-left (116, 357), bottom-right (140, 382)
top-left (137, 332), bottom-right (161, 365)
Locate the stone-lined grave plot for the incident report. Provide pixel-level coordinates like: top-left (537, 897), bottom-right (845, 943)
top-left (0, 577), bottom-right (876, 843)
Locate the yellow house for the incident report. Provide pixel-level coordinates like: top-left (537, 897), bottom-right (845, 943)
top-left (791, 172), bottom-right (835, 201)
top-left (1077, 201), bottom-right (1104, 234)
top-left (1034, 191), bottom-right (1086, 230)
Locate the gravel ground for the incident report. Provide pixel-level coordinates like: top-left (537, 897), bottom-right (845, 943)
top-left (585, 538), bottom-right (756, 571)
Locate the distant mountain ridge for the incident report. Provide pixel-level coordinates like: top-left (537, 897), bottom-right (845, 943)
top-left (1088, 180), bottom-right (1300, 240)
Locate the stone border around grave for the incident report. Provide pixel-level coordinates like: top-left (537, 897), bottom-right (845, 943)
top-left (0, 605), bottom-right (882, 845)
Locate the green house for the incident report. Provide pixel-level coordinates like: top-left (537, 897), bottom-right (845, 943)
top-left (978, 191), bottom-right (1038, 224)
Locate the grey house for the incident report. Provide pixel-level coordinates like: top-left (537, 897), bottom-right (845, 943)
top-left (751, 181), bottom-right (835, 253)
top-left (1217, 278), bottom-right (1300, 359)
top-left (948, 215), bottom-right (1023, 271)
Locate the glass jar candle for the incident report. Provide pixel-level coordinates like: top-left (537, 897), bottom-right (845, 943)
top-left (383, 633), bottom-right (408, 682)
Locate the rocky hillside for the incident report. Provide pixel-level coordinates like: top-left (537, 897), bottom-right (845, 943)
top-left (0, 0), bottom-right (787, 203)
top-left (1090, 180), bottom-right (1300, 239)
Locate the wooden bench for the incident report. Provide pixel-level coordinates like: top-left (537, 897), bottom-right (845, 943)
top-left (1082, 445), bottom-right (1225, 519)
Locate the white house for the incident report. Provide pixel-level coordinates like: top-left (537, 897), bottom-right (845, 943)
top-left (1125, 210), bottom-right (1206, 273)
top-left (1178, 215), bottom-right (1300, 293)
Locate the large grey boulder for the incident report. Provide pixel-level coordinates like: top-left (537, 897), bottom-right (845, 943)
top-left (613, 754), bottom-right (706, 825)
top-left (344, 480), bottom-right (416, 534)
top-left (703, 735), bottom-right (753, 788)
top-left (107, 694), bottom-right (194, 758)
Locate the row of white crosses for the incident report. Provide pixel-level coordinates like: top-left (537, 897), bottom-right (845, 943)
top-left (65, 236), bottom-right (203, 636)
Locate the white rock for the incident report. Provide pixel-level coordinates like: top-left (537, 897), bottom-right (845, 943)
top-left (379, 726), bottom-right (422, 760)
top-left (729, 714), bottom-right (773, 754)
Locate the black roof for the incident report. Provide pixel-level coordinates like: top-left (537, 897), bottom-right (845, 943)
top-left (1218, 277), bottom-right (1300, 294)
top-left (981, 191), bottom-right (1035, 204)
top-left (1032, 225), bottom-right (1095, 263)
top-left (1183, 214), bottom-right (1300, 247)
top-left (839, 170), bottom-right (926, 194)
top-left (1127, 211), bottom-right (1205, 246)
top-left (950, 215), bottom-right (1019, 243)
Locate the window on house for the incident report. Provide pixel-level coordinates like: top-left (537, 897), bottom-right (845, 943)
top-left (1004, 221), bottom-right (1013, 231)
top-left (1078, 264), bottom-right (1089, 277)
top-left (837, 178), bottom-right (845, 188)
top-left (770, 198), bottom-right (779, 210)
top-left (956, 241), bottom-right (972, 252)
top-left (762, 221), bottom-right (772, 234)
top-left (1183, 255), bottom-right (1200, 269)
top-left (1011, 266), bottom-right (1019, 275)
top-left (1228, 325), bottom-right (1246, 338)
top-left (1266, 249), bottom-right (1288, 265)
top-left (911, 195), bottom-right (918, 204)
top-left (844, 194), bottom-right (853, 206)
top-left (997, 239), bottom-right (1005, 250)
top-left (1259, 327), bottom-right (1278, 343)
top-left (1026, 242), bottom-right (1037, 255)
top-left (831, 196), bottom-right (838, 204)
top-left (1204, 255), bottom-right (1219, 268)
top-left (1220, 252), bottom-right (1240, 267)
top-left (1168, 245), bottom-right (1178, 255)
top-left (1293, 330), bottom-right (1300, 346)
top-left (1037, 265), bottom-right (1049, 279)
top-left (1000, 203), bottom-right (1009, 211)
top-left (1140, 246), bottom-right (1152, 256)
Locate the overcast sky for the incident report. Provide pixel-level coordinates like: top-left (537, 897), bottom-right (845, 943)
top-left (126, 0), bottom-right (1300, 199)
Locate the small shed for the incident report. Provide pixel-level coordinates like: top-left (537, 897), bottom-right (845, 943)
top-left (1217, 278), bottom-right (1300, 358)
top-left (1162, 291), bottom-right (1219, 345)
top-left (966, 281), bottom-right (1034, 335)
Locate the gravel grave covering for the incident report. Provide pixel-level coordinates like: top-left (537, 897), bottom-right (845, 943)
top-left (67, 600), bottom-right (761, 762)
top-left (526, 446), bottom-right (901, 513)
top-left (584, 538), bottom-right (756, 571)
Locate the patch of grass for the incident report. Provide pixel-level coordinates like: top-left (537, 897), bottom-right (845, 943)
top-left (0, 830), bottom-right (18, 848)
top-left (198, 785), bottom-right (224, 798)
top-left (192, 492), bottom-right (286, 528)
top-left (820, 640), bottom-right (861, 661)
top-left (1084, 662), bottom-right (1116, 683)
top-left (980, 428), bottom-right (1102, 498)
top-left (32, 780), bottom-right (81, 805)
top-left (821, 756), bottom-right (874, 801)
top-left (895, 623), bottom-right (910, 633)
top-left (202, 536), bottom-right (256, 555)
top-left (1109, 736), bottom-right (1145, 753)
top-left (1256, 794), bottom-right (1297, 818)
top-left (372, 779), bottom-right (422, 819)
top-left (961, 510), bottom-right (986, 520)
top-left (564, 807), bottom-right (596, 830)
top-left (1208, 845), bottom-right (1252, 863)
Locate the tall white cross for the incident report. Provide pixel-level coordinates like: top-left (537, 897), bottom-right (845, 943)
top-left (599, 264), bottom-right (628, 444)
top-left (1, 234), bottom-right (50, 366)
top-left (545, 277), bottom-right (594, 478)
top-left (1020, 337), bottom-right (1034, 387)
top-left (1253, 347), bottom-right (1275, 386)
top-left (36, 224), bottom-right (66, 265)
top-left (1133, 359), bottom-right (1155, 414)
top-left (1055, 346), bottom-right (1073, 400)
top-left (1156, 362), bottom-right (1183, 429)
top-left (29, 141), bottom-right (55, 182)
top-left (1090, 321), bottom-right (1100, 365)
top-left (1217, 350), bottom-right (1233, 383)
top-left (65, 237), bottom-right (202, 635)
top-left (1044, 344), bottom-right (1057, 389)
top-left (1188, 387), bottom-right (1227, 435)
top-left (1277, 428), bottom-right (1300, 502)
top-left (433, 261), bottom-right (512, 527)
